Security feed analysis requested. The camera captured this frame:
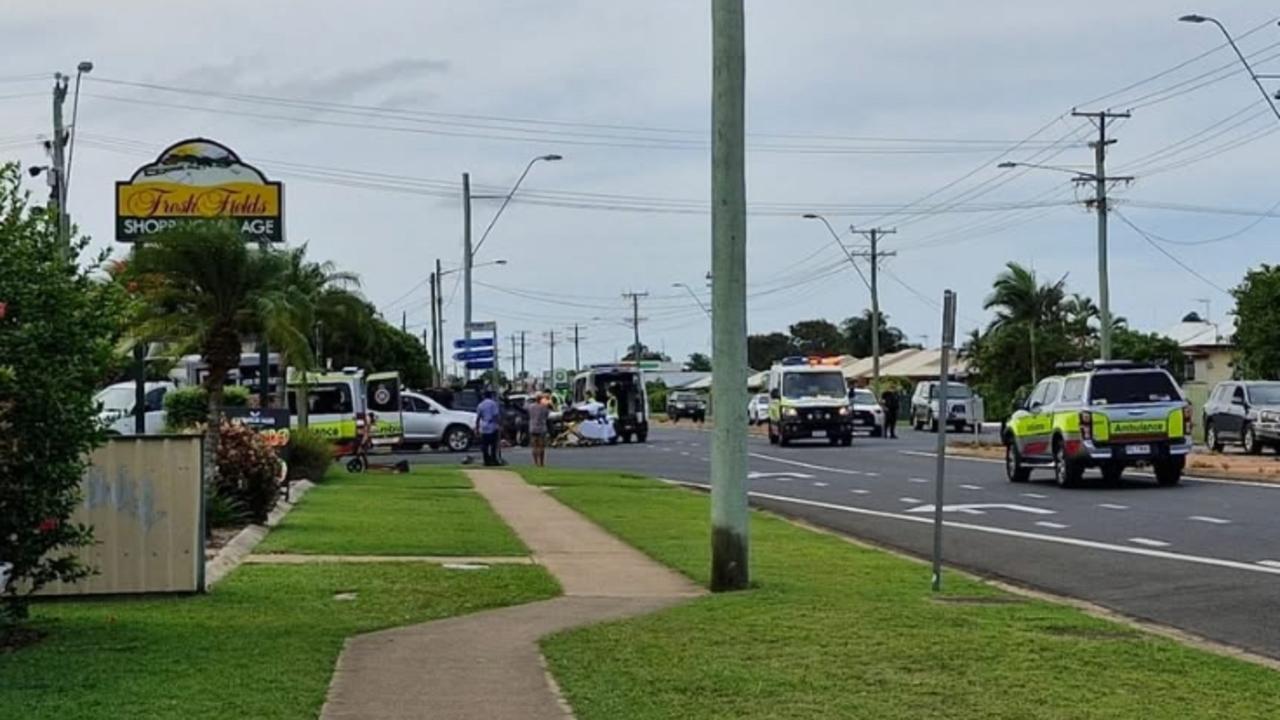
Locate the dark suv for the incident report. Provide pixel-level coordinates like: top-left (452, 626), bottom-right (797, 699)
top-left (666, 391), bottom-right (707, 423)
top-left (1203, 381), bottom-right (1280, 454)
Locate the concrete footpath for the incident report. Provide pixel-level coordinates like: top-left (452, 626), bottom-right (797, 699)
top-left (320, 469), bottom-right (703, 720)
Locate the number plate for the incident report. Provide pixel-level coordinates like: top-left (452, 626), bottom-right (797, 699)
top-left (1126, 444), bottom-right (1151, 456)
top-left (853, 418), bottom-right (868, 426)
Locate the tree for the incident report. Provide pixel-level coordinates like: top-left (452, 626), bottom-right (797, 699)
top-left (621, 344), bottom-right (669, 362)
top-left (686, 352), bottom-right (712, 372)
top-left (1232, 264), bottom-right (1280, 378)
top-left (1, 163), bottom-right (126, 624)
top-left (983, 262), bottom-right (1067, 383)
top-left (1111, 327), bottom-right (1186, 379)
top-left (125, 222), bottom-right (312, 487)
top-left (747, 332), bottom-right (791, 369)
top-left (788, 319), bottom-right (843, 356)
top-left (840, 310), bottom-right (907, 357)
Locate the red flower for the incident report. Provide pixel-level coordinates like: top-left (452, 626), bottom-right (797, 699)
top-left (0, 301), bottom-right (7, 319)
top-left (37, 517), bottom-right (59, 533)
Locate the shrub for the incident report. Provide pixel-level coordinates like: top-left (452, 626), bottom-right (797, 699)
top-left (284, 428), bottom-right (332, 483)
top-left (205, 486), bottom-right (248, 529)
top-left (215, 420), bottom-right (282, 523)
top-left (165, 385), bottom-right (251, 431)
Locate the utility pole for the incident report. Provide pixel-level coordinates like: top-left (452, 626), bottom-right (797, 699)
top-left (510, 333), bottom-right (518, 380)
top-left (570, 323), bottom-right (583, 371)
top-left (1072, 109), bottom-right (1131, 361)
top-left (461, 172), bottom-right (474, 380)
top-left (434, 258), bottom-right (445, 381)
top-left (849, 227), bottom-right (897, 393)
top-left (401, 310), bottom-right (407, 333)
top-left (50, 73), bottom-right (70, 255)
top-left (710, 0), bottom-right (749, 592)
top-left (622, 291), bottom-right (649, 360)
top-left (520, 330), bottom-right (527, 378)
top-left (428, 270), bottom-right (439, 381)
top-left (545, 330), bottom-right (557, 386)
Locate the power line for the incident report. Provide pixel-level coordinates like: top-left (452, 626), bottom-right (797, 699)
top-left (1114, 210), bottom-right (1231, 295)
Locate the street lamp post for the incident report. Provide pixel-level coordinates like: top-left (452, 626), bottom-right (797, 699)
top-left (672, 282), bottom-right (712, 318)
top-left (802, 213), bottom-right (882, 388)
top-left (462, 154), bottom-right (562, 379)
top-left (1179, 15), bottom-right (1280, 122)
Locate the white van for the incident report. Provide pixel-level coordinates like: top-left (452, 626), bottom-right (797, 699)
top-left (95, 380), bottom-right (176, 435)
top-left (572, 364), bottom-right (649, 443)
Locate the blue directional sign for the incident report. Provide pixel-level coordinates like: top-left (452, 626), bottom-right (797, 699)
top-left (453, 349), bottom-right (495, 362)
top-left (466, 359), bottom-right (495, 371)
top-left (453, 337), bottom-right (495, 349)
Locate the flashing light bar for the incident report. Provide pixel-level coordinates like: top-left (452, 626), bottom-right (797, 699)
top-left (780, 356), bottom-right (844, 367)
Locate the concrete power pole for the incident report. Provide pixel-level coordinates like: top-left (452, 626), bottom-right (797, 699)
top-left (849, 227), bottom-right (896, 393)
top-left (520, 330), bottom-right (527, 378)
top-left (429, 270), bottom-right (439, 381)
top-left (545, 330), bottom-right (557, 386)
top-left (50, 73), bottom-right (70, 255)
top-left (571, 323), bottom-right (583, 371)
top-left (1071, 109), bottom-right (1131, 361)
top-left (435, 258), bottom-right (445, 381)
top-left (622, 291), bottom-right (649, 360)
top-left (461, 172), bottom-right (474, 380)
top-left (510, 333), bottom-right (518, 380)
top-left (710, 0), bottom-right (749, 592)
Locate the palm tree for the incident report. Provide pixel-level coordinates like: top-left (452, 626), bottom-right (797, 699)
top-left (983, 262), bottom-right (1066, 383)
top-left (125, 222), bottom-right (313, 482)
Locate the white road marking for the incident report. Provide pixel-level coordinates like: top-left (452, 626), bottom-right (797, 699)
top-left (906, 503), bottom-right (1055, 516)
top-left (688, 443), bottom-right (700, 447)
top-left (749, 452), bottom-right (865, 476)
top-left (864, 472), bottom-right (881, 477)
top-left (1258, 560), bottom-right (1280, 569)
top-left (812, 482), bottom-right (829, 488)
top-left (747, 471), bottom-right (814, 480)
top-left (1036, 521), bottom-right (1069, 530)
top-left (960, 484), bottom-right (983, 490)
top-left (850, 489), bottom-right (869, 495)
top-left (731, 489), bottom-right (1280, 577)
top-left (1021, 492), bottom-right (1048, 499)
top-left (900, 497), bottom-right (922, 504)
top-left (908, 477), bottom-right (929, 483)
top-left (1129, 537), bottom-right (1171, 548)
top-left (698, 456), bottom-right (710, 462)
top-left (679, 452), bottom-right (690, 457)
top-left (1099, 503), bottom-right (1129, 510)
top-left (1189, 515), bottom-right (1231, 525)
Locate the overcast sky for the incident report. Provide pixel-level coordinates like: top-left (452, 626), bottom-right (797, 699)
top-left (3, 1), bottom-right (1277, 374)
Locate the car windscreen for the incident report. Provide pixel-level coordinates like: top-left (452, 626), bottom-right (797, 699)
top-left (927, 385), bottom-right (972, 399)
top-left (1248, 384), bottom-right (1280, 404)
top-left (289, 384), bottom-right (354, 414)
top-left (852, 389), bottom-right (876, 405)
top-left (95, 386), bottom-right (135, 412)
top-left (671, 393), bottom-right (698, 402)
top-left (783, 371), bottom-right (846, 399)
top-left (1088, 371), bottom-right (1179, 405)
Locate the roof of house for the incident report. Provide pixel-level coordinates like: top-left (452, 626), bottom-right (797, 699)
top-left (841, 348), bottom-right (922, 380)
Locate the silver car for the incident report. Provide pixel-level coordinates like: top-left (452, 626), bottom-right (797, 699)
top-left (399, 391), bottom-right (476, 452)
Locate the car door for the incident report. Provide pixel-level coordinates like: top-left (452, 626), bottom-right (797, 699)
top-left (400, 394), bottom-right (431, 442)
top-left (1014, 380), bottom-right (1056, 459)
top-left (144, 385), bottom-right (169, 434)
top-left (1224, 384), bottom-right (1247, 438)
top-left (365, 372), bottom-right (403, 446)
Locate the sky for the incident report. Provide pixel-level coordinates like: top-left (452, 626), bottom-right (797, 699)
top-left (3, 1), bottom-right (1278, 376)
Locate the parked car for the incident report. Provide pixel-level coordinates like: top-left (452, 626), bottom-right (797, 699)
top-left (95, 380), bottom-right (174, 435)
top-left (1203, 380), bottom-right (1280, 454)
top-left (911, 380), bottom-right (978, 432)
top-left (748, 392), bottom-right (770, 425)
top-left (848, 388), bottom-right (885, 437)
top-left (398, 390), bottom-right (476, 452)
top-left (502, 393), bottom-right (532, 447)
top-left (667, 390), bottom-right (707, 423)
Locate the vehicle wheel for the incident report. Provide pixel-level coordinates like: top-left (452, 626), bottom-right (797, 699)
top-left (1205, 422), bottom-right (1223, 453)
top-left (1155, 458), bottom-right (1184, 486)
top-left (1053, 440), bottom-right (1083, 488)
top-left (929, 415), bottom-right (939, 433)
top-left (1005, 442), bottom-right (1031, 483)
top-left (1101, 463), bottom-right (1124, 485)
top-left (768, 422), bottom-right (779, 445)
top-left (608, 435), bottom-right (620, 445)
top-left (779, 431), bottom-right (791, 447)
top-left (444, 426), bottom-right (473, 453)
top-left (1243, 424), bottom-right (1262, 455)
top-left (828, 435), bottom-right (840, 446)
top-left (637, 430), bottom-right (648, 443)
top-left (518, 431), bottom-right (531, 448)
top-left (621, 433), bottom-right (632, 444)
top-left (670, 416), bottom-right (679, 424)
top-left (346, 456), bottom-right (367, 473)
top-left (952, 422), bottom-right (965, 433)
top-left (840, 434), bottom-right (853, 447)
top-left (914, 416), bottom-right (924, 431)
top-left (871, 426), bottom-right (883, 438)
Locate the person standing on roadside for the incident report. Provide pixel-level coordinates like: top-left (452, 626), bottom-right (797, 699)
top-left (881, 386), bottom-right (899, 439)
top-left (526, 392), bottom-right (551, 467)
top-left (475, 390), bottom-right (504, 466)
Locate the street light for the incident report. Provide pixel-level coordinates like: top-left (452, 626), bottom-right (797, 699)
top-left (64, 59), bottom-right (93, 205)
top-left (463, 154), bottom-right (562, 378)
top-left (440, 258), bottom-right (506, 277)
top-left (1179, 14), bottom-right (1280, 122)
top-left (802, 212), bottom-right (886, 391)
top-left (672, 282), bottom-right (711, 318)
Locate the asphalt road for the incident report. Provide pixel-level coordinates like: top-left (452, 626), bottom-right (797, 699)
top-left (391, 425), bottom-right (1280, 660)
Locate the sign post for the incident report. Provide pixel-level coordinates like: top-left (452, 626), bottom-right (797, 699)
top-left (932, 289), bottom-right (957, 592)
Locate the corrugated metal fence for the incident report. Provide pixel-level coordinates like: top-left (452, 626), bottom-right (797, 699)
top-left (38, 436), bottom-right (205, 596)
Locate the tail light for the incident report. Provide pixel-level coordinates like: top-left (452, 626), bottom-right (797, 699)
top-left (1079, 411), bottom-right (1093, 442)
top-left (1183, 403), bottom-right (1193, 438)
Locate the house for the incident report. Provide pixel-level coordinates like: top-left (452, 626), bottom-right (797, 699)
top-left (1163, 320), bottom-right (1235, 387)
top-left (843, 348), bottom-right (969, 386)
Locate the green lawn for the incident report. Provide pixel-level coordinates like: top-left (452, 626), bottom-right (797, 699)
top-left (3, 563), bottom-right (557, 720)
top-left (523, 469), bottom-right (1280, 720)
top-left (257, 466), bottom-right (527, 556)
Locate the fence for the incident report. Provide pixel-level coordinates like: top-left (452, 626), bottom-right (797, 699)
top-left (38, 436), bottom-right (204, 596)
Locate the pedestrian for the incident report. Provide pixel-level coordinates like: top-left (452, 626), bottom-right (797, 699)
top-left (527, 392), bottom-right (551, 467)
top-left (475, 389), bottom-right (504, 466)
top-left (881, 386), bottom-right (899, 439)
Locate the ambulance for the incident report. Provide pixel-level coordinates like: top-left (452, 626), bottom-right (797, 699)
top-left (766, 356), bottom-right (854, 446)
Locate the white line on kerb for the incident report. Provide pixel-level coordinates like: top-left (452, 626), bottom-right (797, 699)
top-left (1099, 503), bottom-right (1129, 510)
top-left (737, 490), bottom-right (1280, 577)
top-left (960, 484), bottom-right (983, 490)
top-left (1129, 537), bottom-right (1171, 548)
top-left (1036, 521), bottom-right (1069, 530)
top-left (1189, 515), bottom-right (1231, 525)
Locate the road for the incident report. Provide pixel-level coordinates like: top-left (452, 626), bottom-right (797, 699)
top-left (393, 424), bottom-right (1280, 660)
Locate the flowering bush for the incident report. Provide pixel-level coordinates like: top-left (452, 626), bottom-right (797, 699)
top-left (215, 420), bottom-right (282, 523)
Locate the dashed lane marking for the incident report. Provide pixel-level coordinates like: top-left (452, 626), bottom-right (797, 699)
top-left (812, 482), bottom-right (829, 487)
top-left (960, 484), bottom-right (983, 490)
top-left (1021, 492), bottom-right (1048, 499)
top-left (899, 497), bottom-right (922, 504)
top-left (1189, 515), bottom-right (1231, 525)
top-left (864, 472), bottom-right (881, 477)
top-left (850, 489), bottom-right (869, 495)
top-left (908, 477), bottom-right (929, 483)
top-left (1129, 537), bottom-right (1171, 548)
top-left (1099, 503), bottom-right (1129, 510)
top-left (1035, 521), bottom-right (1069, 530)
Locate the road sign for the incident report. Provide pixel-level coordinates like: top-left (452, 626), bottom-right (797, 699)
top-left (467, 321), bottom-right (497, 333)
top-left (906, 503), bottom-right (1055, 516)
top-left (453, 349), bottom-right (495, 362)
top-left (453, 337), bottom-right (495, 349)
top-left (466, 359), bottom-right (495, 370)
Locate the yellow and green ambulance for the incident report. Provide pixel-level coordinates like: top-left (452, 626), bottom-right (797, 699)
top-left (1003, 361), bottom-right (1192, 487)
top-left (767, 356), bottom-right (854, 447)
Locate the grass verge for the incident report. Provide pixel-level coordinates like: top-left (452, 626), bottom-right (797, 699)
top-left (523, 469), bottom-right (1280, 719)
top-left (2, 563), bottom-right (557, 720)
top-left (258, 466), bottom-right (527, 556)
